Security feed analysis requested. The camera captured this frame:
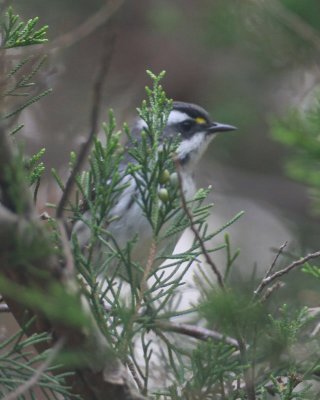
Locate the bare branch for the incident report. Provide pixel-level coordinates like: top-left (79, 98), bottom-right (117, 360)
top-left (155, 320), bottom-right (239, 348)
top-left (260, 281), bottom-right (285, 302)
top-left (56, 31), bottom-right (115, 218)
top-left (267, 242), bottom-right (288, 278)
top-left (126, 358), bottom-right (144, 392)
top-left (254, 242), bottom-right (287, 298)
top-left (256, 250), bottom-right (320, 294)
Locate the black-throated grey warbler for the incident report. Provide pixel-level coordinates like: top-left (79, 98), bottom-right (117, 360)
top-left (73, 101), bottom-right (236, 266)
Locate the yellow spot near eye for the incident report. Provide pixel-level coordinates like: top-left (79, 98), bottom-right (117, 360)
top-left (195, 117), bottom-right (206, 125)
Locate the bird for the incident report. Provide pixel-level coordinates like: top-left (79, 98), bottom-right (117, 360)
top-left (72, 101), bottom-right (236, 275)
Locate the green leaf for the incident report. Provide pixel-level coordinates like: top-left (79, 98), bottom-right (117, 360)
top-left (2, 7), bottom-right (48, 49)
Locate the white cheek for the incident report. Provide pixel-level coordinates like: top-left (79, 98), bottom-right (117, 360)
top-left (136, 110), bottom-right (190, 131)
top-left (177, 132), bottom-right (208, 161)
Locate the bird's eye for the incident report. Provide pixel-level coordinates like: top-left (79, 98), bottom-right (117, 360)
top-left (180, 120), bottom-right (194, 132)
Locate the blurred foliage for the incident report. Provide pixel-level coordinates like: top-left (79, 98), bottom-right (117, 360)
top-left (271, 95), bottom-right (320, 214)
top-left (281, 0), bottom-right (320, 32)
top-left (199, 288), bottom-right (268, 336)
top-left (303, 262), bottom-right (320, 280)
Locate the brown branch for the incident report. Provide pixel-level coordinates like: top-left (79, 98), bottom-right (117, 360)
top-left (254, 242), bottom-right (287, 298)
top-left (260, 281), bottom-right (285, 302)
top-left (155, 320), bottom-right (239, 348)
top-left (56, 30), bottom-right (115, 218)
top-left (237, 334), bottom-right (256, 400)
top-left (267, 242), bottom-right (288, 277)
top-left (3, 337), bottom-right (66, 400)
top-left (174, 160), bottom-right (225, 289)
top-left (256, 250), bottom-right (320, 294)
top-left (126, 358), bottom-right (144, 392)
top-left (2, 0), bottom-right (125, 58)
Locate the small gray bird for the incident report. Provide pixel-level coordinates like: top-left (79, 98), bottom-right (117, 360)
top-left (72, 102), bottom-right (236, 270)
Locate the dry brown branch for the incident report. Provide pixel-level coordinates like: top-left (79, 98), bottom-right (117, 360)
top-left (256, 250), bottom-right (320, 294)
top-left (237, 334), bottom-right (256, 400)
top-left (155, 320), bottom-right (239, 348)
top-left (3, 337), bottom-right (66, 400)
top-left (254, 242), bottom-right (287, 298)
top-left (56, 31), bottom-right (115, 218)
top-left (267, 242), bottom-right (288, 277)
top-left (261, 281), bottom-right (285, 302)
top-left (174, 160), bottom-right (225, 289)
top-left (126, 358), bottom-right (144, 392)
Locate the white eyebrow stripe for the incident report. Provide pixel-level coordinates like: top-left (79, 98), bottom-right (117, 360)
top-left (135, 110), bottom-right (191, 131)
top-left (167, 110), bottom-right (191, 124)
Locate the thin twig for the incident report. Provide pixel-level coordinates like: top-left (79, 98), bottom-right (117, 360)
top-left (256, 250), bottom-right (320, 294)
top-left (311, 322), bottom-right (320, 338)
top-left (261, 281), bottom-right (285, 302)
top-left (155, 320), bottom-right (239, 348)
top-left (56, 31), bottom-right (115, 218)
top-left (3, 336), bottom-right (65, 400)
top-left (266, 242), bottom-right (287, 278)
top-left (2, 0), bottom-right (125, 58)
top-left (140, 240), bottom-right (157, 297)
top-left (175, 160), bottom-right (225, 289)
top-left (126, 358), bottom-right (144, 392)
top-left (254, 242), bottom-right (287, 298)
top-left (57, 220), bottom-right (75, 277)
top-left (237, 334), bottom-right (256, 400)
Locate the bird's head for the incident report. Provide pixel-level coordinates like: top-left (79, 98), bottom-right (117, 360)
top-left (164, 101), bottom-right (236, 170)
top-left (132, 101), bottom-right (236, 171)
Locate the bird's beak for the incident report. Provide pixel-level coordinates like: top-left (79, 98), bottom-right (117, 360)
top-left (207, 122), bottom-right (237, 134)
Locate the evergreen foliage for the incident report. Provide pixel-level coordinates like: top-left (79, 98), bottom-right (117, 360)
top-left (0, 319), bottom-right (73, 399)
top-left (271, 99), bottom-right (320, 215)
top-left (1, 7), bottom-right (48, 48)
top-left (1, 5), bottom-right (320, 400)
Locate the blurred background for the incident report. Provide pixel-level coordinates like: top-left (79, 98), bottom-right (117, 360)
top-left (6, 0), bottom-right (320, 306)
